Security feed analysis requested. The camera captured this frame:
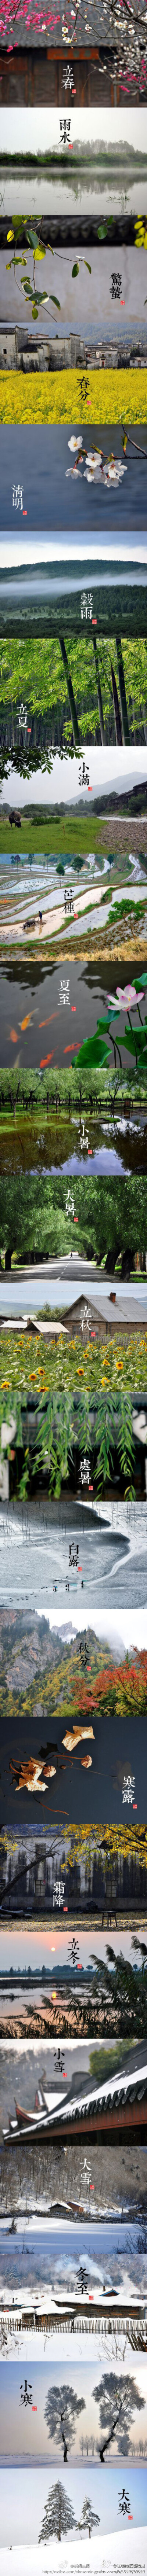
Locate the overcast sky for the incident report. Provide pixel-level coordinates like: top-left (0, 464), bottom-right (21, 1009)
top-left (1, 106), bottom-right (147, 150)
top-left (0, 538), bottom-right (147, 564)
top-left (1, 750), bottom-right (147, 804)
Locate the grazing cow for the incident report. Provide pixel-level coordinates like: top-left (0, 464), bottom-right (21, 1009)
top-left (9, 809), bottom-right (22, 830)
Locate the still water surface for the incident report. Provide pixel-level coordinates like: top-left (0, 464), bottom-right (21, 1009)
top-left (0, 958), bottom-right (147, 1069)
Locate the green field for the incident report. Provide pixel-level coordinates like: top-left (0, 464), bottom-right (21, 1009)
top-left (0, 815), bottom-right (105, 859)
top-left (1, 813), bottom-right (147, 860)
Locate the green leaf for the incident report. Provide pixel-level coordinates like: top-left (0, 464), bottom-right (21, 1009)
top-left (72, 261), bottom-right (79, 277)
top-left (49, 294), bottom-right (61, 309)
top-left (84, 261), bottom-right (92, 273)
top-left (72, 1037), bottom-right (109, 1067)
top-left (94, 1016), bottom-right (110, 1034)
top-left (7, 218), bottom-right (23, 240)
top-left (26, 226), bottom-right (41, 247)
top-left (123, 1027), bottom-right (147, 1058)
top-left (32, 291), bottom-right (49, 307)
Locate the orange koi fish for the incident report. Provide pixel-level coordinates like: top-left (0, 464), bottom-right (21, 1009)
top-left (39, 1012), bottom-right (59, 1028)
top-left (19, 1014), bottom-right (33, 1032)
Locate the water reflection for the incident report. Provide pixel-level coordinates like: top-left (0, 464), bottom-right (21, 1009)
top-left (0, 1115), bottom-right (147, 1176)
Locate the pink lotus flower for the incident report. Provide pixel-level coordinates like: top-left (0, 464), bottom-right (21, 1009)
top-left (107, 982), bottom-right (144, 1011)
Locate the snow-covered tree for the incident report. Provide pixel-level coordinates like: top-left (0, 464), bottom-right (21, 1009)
top-left (93, 2374), bottom-right (145, 2460)
top-left (39, 2480), bottom-right (76, 2544)
top-left (44, 2383), bottom-right (86, 2459)
top-left (78, 2495), bottom-right (100, 2536)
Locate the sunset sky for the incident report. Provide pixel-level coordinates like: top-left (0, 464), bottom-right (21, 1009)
top-left (0, 1924), bottom-right (143, 1972)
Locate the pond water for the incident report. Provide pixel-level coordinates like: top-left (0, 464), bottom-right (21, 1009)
top-left (0, 1110), bottom-right (147, 1173)
top-left (47, 1125), bottom-right (147, 1173)
top-left (0, 956), bottom-right (147, 1069)
top-left (47, 1141), bottom-right (129, 1173)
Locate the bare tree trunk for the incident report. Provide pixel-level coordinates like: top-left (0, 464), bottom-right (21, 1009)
top-left (100, 2396), bottom-right (124, 2462)
top-left (92, 638), bottom-right (105, 743)
top-left (115, 635), bottom-right (130, 744)
top-left (111, 663), bottom-right (123, 745)
top-left (59, 637), bottom-right (80, 749)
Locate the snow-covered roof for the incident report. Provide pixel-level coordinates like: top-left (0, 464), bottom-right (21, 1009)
top-left (4, 2060), bottom-right (147, 2140)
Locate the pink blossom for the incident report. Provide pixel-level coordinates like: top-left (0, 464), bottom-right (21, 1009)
top-left (107, 981), bottom-right (144, 1011)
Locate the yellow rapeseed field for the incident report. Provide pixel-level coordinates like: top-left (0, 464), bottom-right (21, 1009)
top-left (0, 370), bottom-right (147, 423)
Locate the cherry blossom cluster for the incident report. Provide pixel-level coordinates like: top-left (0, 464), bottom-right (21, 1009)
top-left (0, 0), bottom-right (60, 33)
